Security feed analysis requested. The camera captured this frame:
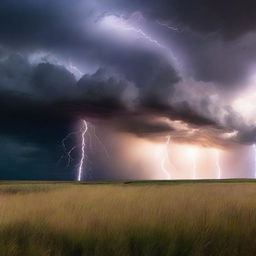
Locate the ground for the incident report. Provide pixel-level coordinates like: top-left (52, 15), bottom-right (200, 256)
top-left (1, 180), bottom-right (256, 256)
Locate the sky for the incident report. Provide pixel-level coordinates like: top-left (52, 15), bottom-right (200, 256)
top-left (1, 0), bottom-right (256, 180)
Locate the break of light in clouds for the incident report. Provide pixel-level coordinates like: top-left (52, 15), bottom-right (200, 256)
top-left (1, 0), bottom-right (256, 180)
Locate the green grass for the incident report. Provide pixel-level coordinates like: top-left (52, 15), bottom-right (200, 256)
top-left (1, 180), bottom-right (256, 255)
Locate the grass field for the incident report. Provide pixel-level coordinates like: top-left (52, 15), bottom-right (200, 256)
top-left (1, 180), bottom-right (256, 256)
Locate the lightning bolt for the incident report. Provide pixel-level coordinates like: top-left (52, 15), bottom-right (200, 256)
top-left (214, 149), bottom-right (221, 179)
top-left (100, 15), bottom-right (166, 49)
top-left (60, 119), bottom-right (111, 181)
top-left (156, 20), bottom-right (181, 32)
top-left (99, 14), bottom-right (180, 69)
top-left (77, 120), bottom-right (88, 181)
top-left (122, 25), bottom-right (164, 49)
top-left (160, 136), bottom-right (172, 179)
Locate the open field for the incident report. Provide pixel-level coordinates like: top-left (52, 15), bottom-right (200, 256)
top-left (1, 180), bottom-right (256, 255)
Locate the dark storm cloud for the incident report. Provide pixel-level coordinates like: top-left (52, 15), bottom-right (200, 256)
top-left (0, 0), bottom-right (253, 87)
top-left (0, 53), bottom-right (129, 122)
top-left (0, 51), bottom-right (215, 124)
top-left (109, 0), bottom-right (256, 85)
top-left (0, 50), bottom-right (229, 159)
top-left (98, 0), bottom-right (256, 87)
top-left (115, 0), bottom-right (256, 39)
top-left (0, 49), bottom-right (245, 149)
top-left (0, 0), bottom-right (184, 106)
top-left (114, 116), bottom-right (174, 136)
top-left (170, 0), bottom-right (256, 39)
top-left (0, 0), bottom-right (87, 48)
top-left (0, 0), bottom-right (255, 150)
top-left (169, 31), bottom-right (256, 85)
top-left (0, 0), bottom-right (179, 84)
top-left (77, 68), bottom-right (134, 104)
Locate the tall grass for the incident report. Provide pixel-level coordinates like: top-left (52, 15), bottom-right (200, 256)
top-left (1, 182), bottom-right (256, 255)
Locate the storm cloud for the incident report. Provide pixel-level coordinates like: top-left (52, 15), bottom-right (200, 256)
top-left (0, 0), bottom-right (256, 179)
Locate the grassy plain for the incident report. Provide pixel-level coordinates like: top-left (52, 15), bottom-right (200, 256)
top-left (1, 180), bottom-right (256, 255)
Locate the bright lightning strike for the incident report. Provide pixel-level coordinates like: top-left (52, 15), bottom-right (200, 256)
top-left (60, 120), bottom-right (111, 181)
top-left (77, 120), bottom-right (88, 181)
top-left (160, 136), bottom-right (172, 179)
top-left (214, 149), bottom-right (221, 179)
top-left (100, 15), bottom-right (165, 49)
